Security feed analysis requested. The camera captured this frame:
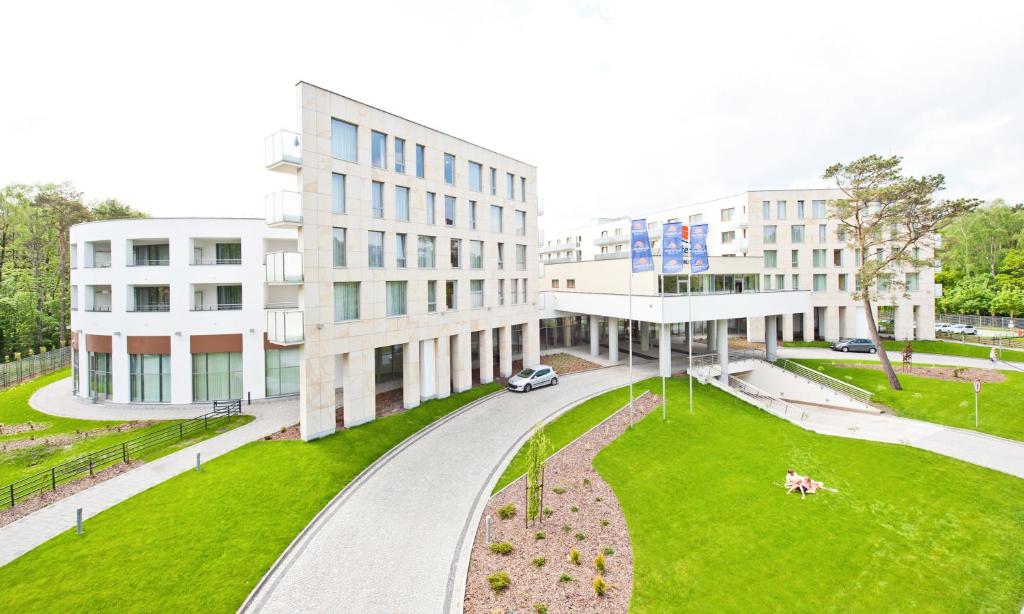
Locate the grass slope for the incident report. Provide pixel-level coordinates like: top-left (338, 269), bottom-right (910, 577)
top-left (794, 358), bottom-right (1024, 442)
top-left (785, 339), bottom-right (1024, 362)
top-left (0, 369), bottom-right (121, 440)
top-left (0, 382), bottom-right (501, 613)
top-left (594, 379), bottom-right (1024, 613)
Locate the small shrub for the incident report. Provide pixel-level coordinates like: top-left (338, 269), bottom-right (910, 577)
top-left (531, 556), bottom-right (547, 568)
top-left (593, 574), bottom-right (607, 596)
top-left (583, 478), bottom-right (591, 487)
top-left (559, 572), bottom-right (574, 583)
top-left (570, 506), bottom-right (579, 513)
top-left (561, 524), bottom-right (571, 533)
top-left (553, 487), bottom-right (566, 495)
top-left (490, 541), bottom-right (513, 555)
top-left (569, 548), bottom-right (581, 565)
top-left (497, 503), bottom-right (517, 519)
top-left (487, 571), bottom-right (510, 593)
top-left (534, 531), bottom-right (546, 540)
top-left (595, 496), bottom-right (603, 502)
top-left (533, 604), bottom-right (549, 614)
top-left (543, 506), bottom-right (554, 517)
top-left (594, 553), bottom-right (606, 573)
top-left (603, 547), bottom-right (614, 556)
top-left (600, 518), bottom-right (610, 527)
top-left (575, 532), bottom-right (586, 541)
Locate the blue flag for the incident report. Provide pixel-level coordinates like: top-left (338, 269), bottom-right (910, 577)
top-left (690, 223), bottom-right (710, 273)
top-left (662, 222), bottom-right (687, 274)
top-left (630, 219), bottom-right (654, 273)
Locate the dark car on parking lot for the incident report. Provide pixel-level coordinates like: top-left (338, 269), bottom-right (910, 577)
top-left (829, 338), bottom-right (878, 353)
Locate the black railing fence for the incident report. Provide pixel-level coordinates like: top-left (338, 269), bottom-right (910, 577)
top-left (0, 346), bottom-right (72, 392)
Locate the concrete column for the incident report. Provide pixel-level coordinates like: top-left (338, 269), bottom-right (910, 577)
top-left (300, 354), bottom-right (337, 441)
top-left (419, 338), bottom-right (436, 400)
top-left (478, 328), bottom-right (494, 384)
top-left (659, 323), bottom-right (672, 377)
top-left (452, 332), bottom-right (472, 393)
top-left (341, 348), bottom-right (375, 430)
top-left (894, 305), bottom-right (914, 341)
top-left (637, 322), bottom-right (648, 351)
top-left (708, 320), bottom-right (718, 353)
top-left (169, 331), bottom-right (191, 404)
top-left (608, 317), bottom-right (619, 362)
top-left (765, 315), bottom-right (778, 362)
top-left (802, 311), bottom-right (815, 341)
top-left (499, 326), bottom-right (513, 378)
top-left (782, 314), bottom-right (794, 342)
top-left (435, 335), bottom-right (451, 399)
top-left (717, 318), bottom-right (729, 384)
top-left (523, 320), bottom-right (541, 367)
top-left (590, 315), bottom-right (600, 357)
top-left (824, 306), bottom-right (841, 342)
top-left (111, 333), bottom-right (129, 403)
top-left (563, 317), bottom-right (573, 348)
top-left (402, 340), bottom-right (420, 410)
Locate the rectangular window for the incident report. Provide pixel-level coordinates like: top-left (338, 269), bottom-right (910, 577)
top-left (394, 137), bottom-right (406, 173)
top-left (812, 200), bottom-right (827, 217)
top-left (515, 210), bottom-right (526, 236)
top-left (764, 250), bottom-right (777, 269)
top-left (516, 244), bottom-right (527, 270)
top-left (521, 177), bottom-right (526, 202)
top-left (490, 205), bottom-right (503, 232)
top-left (763, 225), bottom-right (777, 244)
top-left (790, 225), bottom-right (805, 243)
top-left (722, 231), bottom-right (735, 243)
top-left (372, 181), bottom-right (384, 218)
top-left (498, 279), bottom-right (505, 305)
top-left (450, 238), bottom-right (462, 268)
top-left (331, 118), bottom-right (357, 162)
top-left (776, 274), bottom-right (785, 290)
top-left (855, 248), bottom-right (863, 266)
top-left (511, 279), bottom-right (519, 304)
top-left (838, 273), bottom-right (848, 291)
top-left (426, 192), bottom-right (436, 225)
top-left (762, 200), bottom-right (771, 219)
top-left (445, 280), bottom-right (457, 309)
top-left (445, 196), bottom-right (456, 226)
top-left (368, 231), bottom-right (384, 268)
top-left (416, 144), bottom-right (425, 178)
top-left (130, 354), bottom-right (170, 403)
top-left (813, 274), bottom-right (827, 292)
top-left (776, 200), bottom-right (787, 220)
top-left (468, 161), bottom-right (482, 192)
top-left (551, 279), bottom-right (560, 288)
top-left (813, 249), bottom-right (826, 268)
top-left (471, 279), bottom-right (484, 308)
top-left (427, 280), bottom-right (437, 312)
top-left (838, 227), bottom-right (847, 242)
top-left (567, 279), bottom-right (576, 289)
top-left (444, 153), bottom-right (455, 185)
top-left (395, 233), bottom-right (407, 268)
top-left (334, 282), bottom-right (360, 321)
top-left (265, 348), bottom-right (300, 397)
top-left (688, 213), bottom-right (703, 224)
top-left (796, 200), bottom-right (805, 219)
top-left (833, 249), bottom-right (844, 267)
top-left (818, 224), bottom-right (827, 242)
top-left (216, 285), bottom-right (241, 310)
top-left (371, 130), bottom-right (387, 169)
top-left (417, 236), bottom-right (436, 268)
top-left (191, 352), bottom-right (242, 401)
top-left (469, 201), bottom-right (477, 230)
top-left (763, 275), bottom-right (772, 290)
top-left (332, 173), bottom-right (346, 213)
top-left (470, 240), bottom-right (483, 269)
top-left (906, 272), bottom-right (920, 291)
top-left (791, 249), bottom-right (799, 268)
top-left (506, 172), bottom-right (515, 199)
top-left (791, 274), bottom-right (799, 290)
top-left (721, 208), bottom-right (734, 222)
top-left (332, 227), bottom-right (346, 267)
top-left (489, 167), bottom-right (497, 195)
top-left (386, 281), bottom-right (407, 316)
top-left (496, 243), bottom-right (505, 269)
top-left (522, 279), bottom-right (528, 302)
top-left (395, 186), bottom-right (410, 221)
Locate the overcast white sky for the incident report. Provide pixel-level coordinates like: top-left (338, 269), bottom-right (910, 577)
top-left (2, 1), bottom-right (1022, 230)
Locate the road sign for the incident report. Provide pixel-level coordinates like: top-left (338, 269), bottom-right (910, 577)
top-left (973, 379), bottom-right (981, 427)
top-left (973, 379), bottom-right (981, 394)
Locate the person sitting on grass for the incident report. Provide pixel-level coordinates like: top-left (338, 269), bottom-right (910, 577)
top-left (785, 469), bottom-right (838, 499)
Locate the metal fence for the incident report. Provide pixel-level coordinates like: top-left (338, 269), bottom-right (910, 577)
top-left (937, 313), bottom-right (1024, 330)
top-left (2, 400), bottom-right (242, 509)
top-left (0, 346), bottom-right (72, 392)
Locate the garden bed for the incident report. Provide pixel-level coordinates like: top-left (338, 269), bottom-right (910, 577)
top-left (464, 391), bottom-right (661, 613)
top-left (829, 362), bottom-right (1005, 383)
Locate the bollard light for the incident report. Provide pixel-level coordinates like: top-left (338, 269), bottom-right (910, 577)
top-left (196, 452), bottom-right (202, 472)
top-left (485, 515), bottom-right (491, 544)
top-left (76, 507), bottom-right (83, 535)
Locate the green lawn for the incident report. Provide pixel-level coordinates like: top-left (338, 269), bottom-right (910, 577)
top-left (793, 358), bottom-right (1024, 442)
top-left (0, 382), bottom-right (502, 613)
top-left (784, 339), bottom-right (1024, 362)
top-left (594, 378), bottom-right (1024, 613)
top-left (0, 369), bottom-right (122, 441)
top-left (492, 382), bottom-right (660, 494)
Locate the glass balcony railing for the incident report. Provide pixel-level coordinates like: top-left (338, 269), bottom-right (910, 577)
top-left (266, 251), bottom-right (303, 283)
top-left (265, 130), bottom-right (302, 171)
top-left (267, 309), bottom-right (303, 345)
top-left (266, 191), bottom-right (303, 227)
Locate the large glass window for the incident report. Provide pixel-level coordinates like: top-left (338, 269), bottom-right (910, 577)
top-left (813, 249), bottom-right (826, 268)
top-left (417, 236), bottom-right (436, 268)
top-left (88, 352), bottom-right (112, 399)
top-left (415, 144), bottom-right (425, 178)
top-left (396, 233), bottom-right (407, 268)
top-left (372, 181), bottom-right (384, 218)
top-left (721, 208), bottom-right (734, 222)
top-left (192, 352), bottom-right (242, 401)
top-left (386, 281), bottom-right (407, 316)
top-left (331, 119), bottom-right (357, 162)
top-left (791, 249), bottom-right (800, 267)
top-left (217, 285), bottom-right (241, 310)
top-left (444, 153), bottom-right (455, 185)
top-left (470, 240), bottom-right (483, 269)
top-left (446, 280), bottom-right (457, 310)
top-left (813, 274), bottom-right (827, 292)
top-left (906, 272), bottom-right (920, 291)
top-left (216, 242), bottom-right (241, 264)
top-left (368, 231), bottom-right (384, 268)
top-left (426, 192), bottom-right (436, 225)
top-left (333, 227), bottom-right (346, 267)
top-left (762, 200), bottom-right (771, 219)
top-left (427, 280), bottom-right (437, 312)
top-left (812, 200), bottom-right (827, 217)
top-left (763, 225), bottom-right (777, 244)
top-left (130, 354), bottom-right (170, 403)
top-left (394, 137), bottom-right (405, 173)
top-left (334, 282), bottom-right (360, 321)
top-left (468, 161), bottom-right (482, 192)
top-left (496, 243), bottom-right (505, 269)
top-left (796, 200), bottom-right (805, 219)
top-left (471, 280), bottom-right (484, 308)
top-left (506, 172), bottom-right (515, 199)
top-left (818, 224), bottom-right (827, 243)
top-left (516, 244), bottom-right (527, 270)
top-left (490, 205), bottom-right (503, 232)
top-left (445, 196), bottom-right (456, 226)
top-left (375, 345), bottom-right (404, 384)
top-left (132, 244), bottom-right (169, 266)
top-left (515, 210), bottom-right (526, 236)
top-left (791, 225), bottom-right (805, 243)
top-left (332, 173), bottom-right (346, 213)
top-left (764, 250), bottom-right (777, 268)
top-left (776, 200), bottom-right (787, 220)
top-left (371, 130), bottom-right (387, 169)
top-left (133, 286), bottom-right (170, 312)
top-left (396, 186), bottom-right (410, 221)
top-left (265, 348), bottom-right (299, 397)
top-left (450, 238), bottom-right (462, 268)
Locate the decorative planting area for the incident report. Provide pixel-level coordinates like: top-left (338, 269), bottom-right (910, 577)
top-left (464, 391), bottom-right (661, 613)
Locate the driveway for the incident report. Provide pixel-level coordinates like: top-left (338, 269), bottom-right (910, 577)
top-left (242, 362), bottom-right (658, 614)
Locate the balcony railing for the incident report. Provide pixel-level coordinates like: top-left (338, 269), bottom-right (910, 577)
top-left (266, 251), bottom-right (303, 283)
top-left (85, 305), bottom-right (112, 312)
top-left (128, 304), bottom-right (171, 312)
top-left (128, 258), bottom-right (169, 267)
top-left (594, 235), bottom-right (628, 246)
top-left (594, 252), bottom-right (629, 260)
top-left (266, 191), bottom-right (303, 227)
top-left (192, 257), bottom-right (242, 265)
top-left (267, 309), bottom-right (303, 345)
top-left (265, 130), bottom-right (302, 171)
top-left (191, 303), bottom-right (243, 312)
top-left (87, 253), bottom-right (112, 268)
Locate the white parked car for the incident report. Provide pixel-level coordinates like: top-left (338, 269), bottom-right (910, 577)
top-left (507, 365), bottom-right (558, 392)
top-left (935, 322), bottom-right (953, 333)
top-left (949, 324), bottom-right (978, 335)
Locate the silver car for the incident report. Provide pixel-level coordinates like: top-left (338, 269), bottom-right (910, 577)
top-left (507, 365), bottom-right (558, 392)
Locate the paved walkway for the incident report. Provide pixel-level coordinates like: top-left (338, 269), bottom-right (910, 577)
top-left (242, 362), bottom-right (659, 614)
top-left (30, 377), bottom-right (217, 420)
top-left (777, 347), bottom-right (1024, 371)
top-left (0, 378), bottom-right (298, 568)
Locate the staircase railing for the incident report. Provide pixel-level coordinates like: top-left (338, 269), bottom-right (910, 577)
top-left (771, 359), bottom-right (873, 405)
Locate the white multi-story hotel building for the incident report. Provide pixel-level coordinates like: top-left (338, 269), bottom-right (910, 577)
top-left (265, 82), bottom-right (541, 440)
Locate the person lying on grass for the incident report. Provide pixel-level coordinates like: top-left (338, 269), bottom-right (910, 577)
top-left (785, 468), bottom-right (838, 499)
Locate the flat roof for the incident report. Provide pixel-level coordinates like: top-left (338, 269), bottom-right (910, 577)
top-left (71, 217), bottom-right (264, 229)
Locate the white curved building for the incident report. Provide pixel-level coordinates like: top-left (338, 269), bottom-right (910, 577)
top-left (68, 218), bottom-right (298, 404)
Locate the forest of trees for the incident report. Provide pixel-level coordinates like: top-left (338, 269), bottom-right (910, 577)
top-left (0, 183), bottom-right (146, 359)
top-left (937, 199), bottom-right (1024, 317)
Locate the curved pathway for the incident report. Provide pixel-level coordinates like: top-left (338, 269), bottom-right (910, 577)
top-left (31, 376), bottom-right (215, 420)
top-left (242, 362), bottom-right (659, 614)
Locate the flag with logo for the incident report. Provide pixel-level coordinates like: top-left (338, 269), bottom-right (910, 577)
top-left (631, 219), bottom-right (654, 273)
top-left (661, 222), bottom-right (688, 274)
top-left (689, 223), bottom-right (710, 273)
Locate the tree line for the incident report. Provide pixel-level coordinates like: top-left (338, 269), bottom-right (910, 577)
top-left (0, 183), bottom-right (146, 360)
top-left (936, 200), bottom-right (1024, 317)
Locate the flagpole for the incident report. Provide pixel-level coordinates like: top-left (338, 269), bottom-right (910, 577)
top-left (688, 269), bottom-right (693, 414)
top-left (628, 252), bottom-right (634, 429)
top-left (661, 271), bottom-right (666, 421)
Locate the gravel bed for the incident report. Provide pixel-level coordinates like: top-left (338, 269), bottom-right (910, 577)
top-left (0, 421), bottom-right (158, 453)
top-left (830, 362), bottom-right (1006, 383)
top-left (464, 391), bottom-right (662, 613)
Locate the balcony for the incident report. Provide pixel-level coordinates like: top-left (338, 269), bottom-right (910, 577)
top-left (266, 191), bottom-right (302, 227)
top-left (594, 235), bottom-right (628, 247)
top-left (267, 309), bottom-right (304, 345)
top-left (87, 252), bottom-right (112, 268)
top-left (266, 251), bottom-right (303, 284)
top-left (265, 130), bottom-right (302, 172)
top-left (128, 303), bottom-right (170, 312)
top-left (595, 252), bottom-right (629, 260)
